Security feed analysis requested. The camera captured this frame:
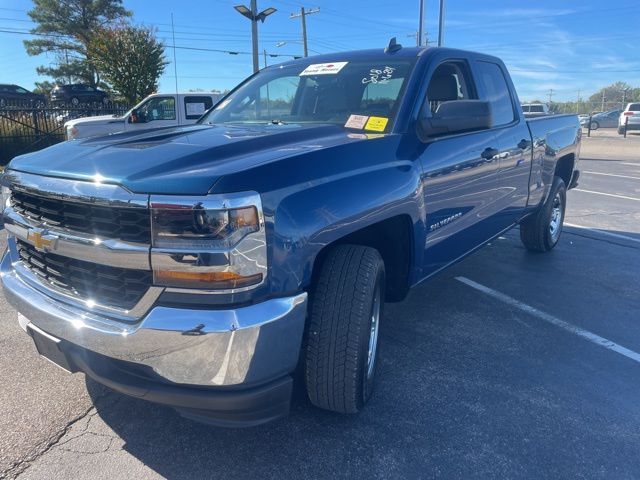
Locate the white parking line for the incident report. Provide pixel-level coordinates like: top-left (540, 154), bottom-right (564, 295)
top-left (583, 171), bottom-right (640, 181)
top-left (574, 189), bottom-right (640, 202)
top-left (455, 276), bottom-right (640, 364)
top-left (564, 223), bottom-right (640, 245)
top-left (620, 162), bottom-right (640, 167)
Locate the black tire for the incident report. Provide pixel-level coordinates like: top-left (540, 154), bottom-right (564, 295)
top-left (591, 121), bottom-right (599, 130)
top-left (618, 126), bottom-right (625, 135)
top-left (305, 244), bottom-right (385, 414)
top-left (520, 176), bottom-right (566, 252)
top-left (0, 97), bottom-right (6, 108)
top-left (102, 96), bottom-right (109, 105)
top-left (70, 97), bottom-right (80, 106)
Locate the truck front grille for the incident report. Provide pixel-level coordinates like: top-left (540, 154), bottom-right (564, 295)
top-left (17, 240), bottom-right (152, 310)
top-left (11, 190), bottom-right (151, 244)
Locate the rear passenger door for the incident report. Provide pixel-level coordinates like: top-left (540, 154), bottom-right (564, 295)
top-left (474, 60), bottom-right (532, 225)
top-left (418, 59), bottom-right (504, 276)
top-left (182, 95), bottom-right (214, 124)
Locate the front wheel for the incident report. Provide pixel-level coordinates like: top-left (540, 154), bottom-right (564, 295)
top-left (305, 245), bottom-right (385, 414)
top-left (520, 176), bottom-right (567, 252)
top-left (590, 121), bottom-right (599, 130)
top-left (70, 97), bottom-right (80, 106)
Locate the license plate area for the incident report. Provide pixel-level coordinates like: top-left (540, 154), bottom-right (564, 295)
top-left (27, 323), bottom-right (75, 373)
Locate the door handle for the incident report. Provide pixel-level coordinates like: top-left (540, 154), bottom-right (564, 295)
top-left (517, 139), bottom-right (530, 150)
top-left (481, 147), bottom-right (499, 160)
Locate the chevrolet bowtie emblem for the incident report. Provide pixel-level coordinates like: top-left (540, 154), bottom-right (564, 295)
top-left (27, 228), bottom-right (58, 252)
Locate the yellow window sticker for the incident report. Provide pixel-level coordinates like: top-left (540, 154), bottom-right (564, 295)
top-left (364, 116), bottom-right (389, 132)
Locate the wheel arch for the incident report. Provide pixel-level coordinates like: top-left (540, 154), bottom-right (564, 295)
top-left (310, 214), bottom-right (414, 303)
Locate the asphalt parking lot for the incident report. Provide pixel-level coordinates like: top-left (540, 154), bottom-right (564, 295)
top-left (1, 129), bottom-right (639, 479)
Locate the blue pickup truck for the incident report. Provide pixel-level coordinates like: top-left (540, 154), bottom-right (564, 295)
top-left (0, 43), bottom-right (580, 426)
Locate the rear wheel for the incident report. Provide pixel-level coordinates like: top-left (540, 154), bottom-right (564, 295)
top-left (618, 126), bottom-right (625, 135)
top-left (70, 97), bottom-right (80, 106)
top-left (520, 176), bottom-right (566, 252)
top-left (305, 244), bottom-right (385, 414)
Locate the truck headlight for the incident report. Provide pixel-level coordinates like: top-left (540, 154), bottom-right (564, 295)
top-left (150, 193), bottom-right (267, 291)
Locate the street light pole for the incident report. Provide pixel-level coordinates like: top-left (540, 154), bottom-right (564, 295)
top-left (418, 0), bottom-right (424, 47)
top-left (251, 0), bottom-right (259, 73)
top-left (437, 0), bottom-right (445, 46)
top-left (234, 2), bottom-right (277, 73)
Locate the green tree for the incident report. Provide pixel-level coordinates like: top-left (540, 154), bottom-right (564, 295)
top-left (588, 81), bottom-right (636, 106)
top-left (88, 26), bottom-right (167, 104)
top-left (24, 0), bottom-right (131, 87)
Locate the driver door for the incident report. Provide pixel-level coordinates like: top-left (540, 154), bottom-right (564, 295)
top-left (418, 59), bottom-right (503, 276)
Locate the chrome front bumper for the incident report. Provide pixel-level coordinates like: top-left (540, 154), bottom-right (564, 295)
top-left (0, 247), bottom-right (307, 387)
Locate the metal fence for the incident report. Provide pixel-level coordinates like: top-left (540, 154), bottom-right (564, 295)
top-left (0, 104), bottom-right (130, 165)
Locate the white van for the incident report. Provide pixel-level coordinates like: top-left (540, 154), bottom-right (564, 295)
top-left (65, 93), bottom-right (223, 140)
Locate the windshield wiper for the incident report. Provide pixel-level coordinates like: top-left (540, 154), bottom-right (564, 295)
top-left (268, 119), bottom-right (287, 125)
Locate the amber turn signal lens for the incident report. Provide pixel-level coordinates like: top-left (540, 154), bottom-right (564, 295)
top-left (154, 270), bottom-right (263, 289)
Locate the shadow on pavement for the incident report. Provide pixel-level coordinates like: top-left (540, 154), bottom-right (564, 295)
top-left (85, 228), bottom-right (640, 479)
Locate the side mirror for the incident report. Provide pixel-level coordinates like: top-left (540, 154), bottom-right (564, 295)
top-left (418, 100), bottom-right (493, 139)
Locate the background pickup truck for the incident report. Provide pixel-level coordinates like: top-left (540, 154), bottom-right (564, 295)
top-left (64, 92), bottom-right (222, 140)
top-left (1, 42), bottom-right (580, 427)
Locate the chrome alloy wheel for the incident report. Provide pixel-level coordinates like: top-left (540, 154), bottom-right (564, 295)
top-left (549, 191), bottom-right (563, 242)
top-left (366, 284), bottom-right (381, 379)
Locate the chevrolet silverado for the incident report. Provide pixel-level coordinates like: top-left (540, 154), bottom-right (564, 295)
top-left (0, 42), bottom-right (581, 426)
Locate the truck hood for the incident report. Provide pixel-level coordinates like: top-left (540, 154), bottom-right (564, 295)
top-left (65, 115), bottom-right (125, 127)
top-left (7, 123), bottom-right (382, 194)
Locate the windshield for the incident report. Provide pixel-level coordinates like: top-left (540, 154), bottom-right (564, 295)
top-left (200, 59), bottom-right (417, 133)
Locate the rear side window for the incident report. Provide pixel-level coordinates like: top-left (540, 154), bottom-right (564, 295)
top-left (629, 103), bottom-right (640, 111)
top-left (476, 61), bottom-right (515, 126)
top-left (184, 95), bottom-right (214, 120)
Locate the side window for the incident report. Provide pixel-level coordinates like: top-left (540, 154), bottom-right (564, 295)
top-left (184, 96), bottom-right (213, 120)
top-left (476, 61), bottom-right (516, 127)
top-left (138, 97), bottom-right (176, 121)
top-left (426, 61), bottom-right (476, 114)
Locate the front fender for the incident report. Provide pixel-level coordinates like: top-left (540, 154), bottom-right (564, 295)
top-left (211, 134), bottom-right (426, 296)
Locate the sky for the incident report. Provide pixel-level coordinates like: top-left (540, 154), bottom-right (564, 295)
top-left (0, 0), bottom-right (639, 101)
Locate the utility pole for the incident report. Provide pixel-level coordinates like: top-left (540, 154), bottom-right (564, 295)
top-left (234, 2), bottom-right (277, 73)
top-left (408, 31), bottom-right (429, 46)
top-left (171, 13), bottom-right (178, 95)
top-left (418, 0), bottom-right (425, 46)
top-left (576, 90), bottom-right (580, 113)
top-left (547, 88), bottom-right (554, 105)
top-left (601, 91), bottom-right (605, 112)
top-left (437, 0), bottom-right (445, 46)
top-left (290, 7), bottom-right (320, 57)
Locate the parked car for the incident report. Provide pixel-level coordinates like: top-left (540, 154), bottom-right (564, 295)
top-left (618, 103), bottom-right (640, 134)
top-left (0, 84), bottom-right (46, 108)
top-left (64, 93), bottom-right (222, 140)
top-left (50, 84), bottom-right (109, 106)
top-left (521, 103), bottom-right (551, 117)
top-left (1, 43), bottom-right (581, 427)
top-left (580, 109), bottom-right (622, 130)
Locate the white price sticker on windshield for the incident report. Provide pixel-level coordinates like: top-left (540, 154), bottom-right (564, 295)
top-left (300, 62), bottom-right (348, 76)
